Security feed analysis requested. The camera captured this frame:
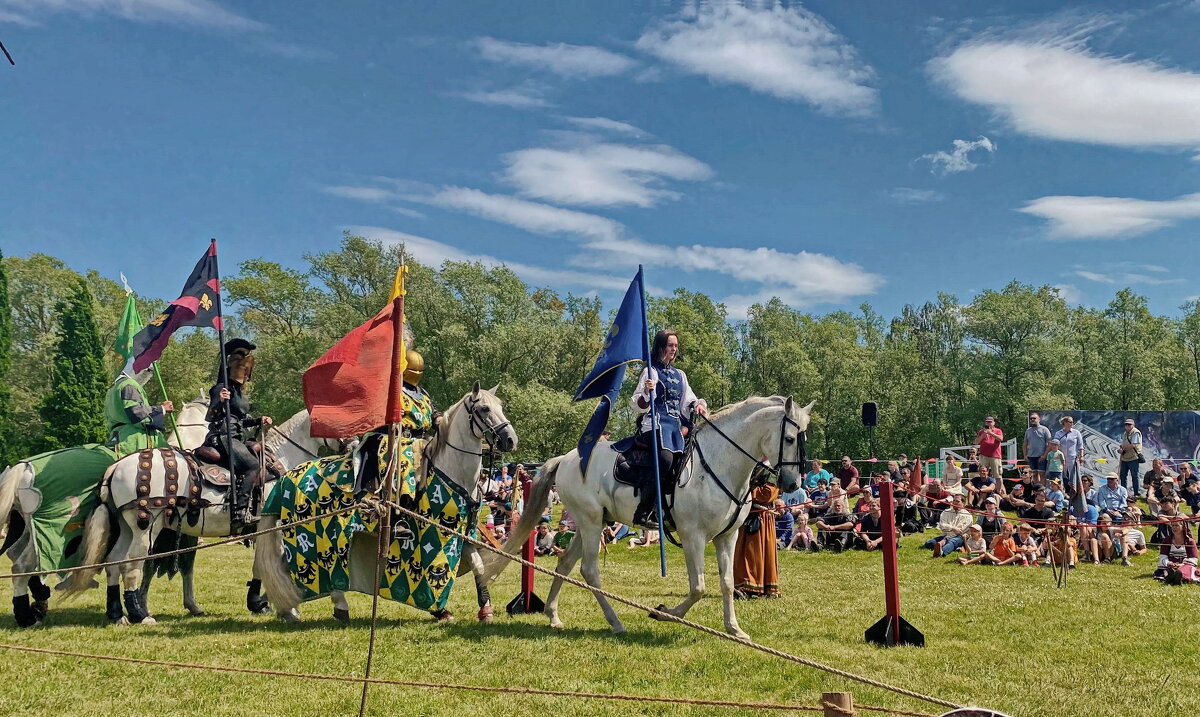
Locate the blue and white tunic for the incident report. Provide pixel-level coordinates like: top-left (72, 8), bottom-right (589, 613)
top-left (629, 362), bottom-right (707, 454)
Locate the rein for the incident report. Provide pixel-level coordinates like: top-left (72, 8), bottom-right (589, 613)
top-left (266, 423), bottom-right (321, 460)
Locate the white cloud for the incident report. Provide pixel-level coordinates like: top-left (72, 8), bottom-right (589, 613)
top-left (1019, 192), bottom-right (1200, 239)
top-left (456, 86), bottom-right (553, 109)
top-left (0, 0), bottom-right (264, 30)
top-left (888, 187), bottom-right (946, 203)
top-left (475, 36), bottom-right (637, 78)
top-left (1072, 263), bottom-right (1183, 286)
top-left (346, 226), bottom-right (636, 293)
top-left (1052, 284), bottom-right (1083, 305)
top-left (427, 187), bottom-right (625, 243)
top-left (932, 38), bottom-right (1200, 150)
top-left (920, 136), bottom-right (995, 175)
top-left (323, 186), bottom-right (397, 203)
top-left (636, 3), bottom-right (877, 115)
top-left (502, 141), bottom-right (713, 208)
top-left (564, 116), bottom-right (646, 137)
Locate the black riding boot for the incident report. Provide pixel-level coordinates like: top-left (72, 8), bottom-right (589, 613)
top-left (29, 576), bottom-right (50, 619)
top-left (13, 595), bottom-right (38, 628)
top-left (632, 487), bottom-right (660, 529)
top-left (231, 473), bottom-right (255, 534)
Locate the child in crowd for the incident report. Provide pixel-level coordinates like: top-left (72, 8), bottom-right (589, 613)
top-left (1045, 479), bottom-right (1067, 511)
top-left (1044, 439), bottom-right (1065, 484)
top-left (956, 524), bottom-right (989, 564)
top-left (1012, 523), bottom-right (1040, 566)
top-left (808, 480), bottom-right (830, 519)
top-left (1095, 514), bottom-right (1131, 566)
top-left (989, 522), bottom-right (1022, 565)
top-left (775, 499), bottom-right (794, 548)
top-left (788, 514), bottom-right (815, 551)
top-left (978, 498), bottom-right (1005, 544)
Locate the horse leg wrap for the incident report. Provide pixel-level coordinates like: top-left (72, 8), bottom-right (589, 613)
top-left (477, 605), bottom-right (494, 622)
top-left (105, 585), bottom-right (124, 623)
top-left (476, 584), bottom-right (491, 609)
top-left (13, 595), bottom-right (39, 628)
top-left (30, 576), bottom-right (50, 618)
top-left (123, 589), bottom-right (150, 624)
top-left (246, 579), bottom-right (269, 614)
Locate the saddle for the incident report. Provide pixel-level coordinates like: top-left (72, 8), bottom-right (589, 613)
top-left (191, 442), bottom-right (283, 490)
top-left (611, 434), bottom-right (692, 493)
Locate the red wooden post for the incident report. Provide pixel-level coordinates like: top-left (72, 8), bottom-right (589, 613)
top-left (865, 478), bottom-right (924, 647)
top-left (505, 474), bottom-right (545, 615)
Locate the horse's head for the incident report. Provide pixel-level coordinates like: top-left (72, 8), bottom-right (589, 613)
top-left (461, 381), bottom-right (518, 454)
top-left (768, 397), bottom-right (814, 494)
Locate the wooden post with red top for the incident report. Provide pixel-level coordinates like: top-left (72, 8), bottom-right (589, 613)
top-left (865, 477), bottom-right (925, 647)
top-left (505, 473), bottom-right (545, 615)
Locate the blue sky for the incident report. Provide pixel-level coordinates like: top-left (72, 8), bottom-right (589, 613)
top-left (4, 0), bottom-right (1200, 318)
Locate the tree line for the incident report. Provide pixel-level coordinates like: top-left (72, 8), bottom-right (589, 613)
top-left (4, 235), bottom-right (1200, 466)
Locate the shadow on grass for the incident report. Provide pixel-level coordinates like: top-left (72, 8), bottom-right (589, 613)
top-left (442, 619), bottom-right (684, 646)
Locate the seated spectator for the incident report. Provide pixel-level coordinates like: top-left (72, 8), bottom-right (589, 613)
top-left (552, 520), bottom-right (575, 555)
top-left (788, 514), bottom-right (816, 552)
top-left (808, 480), bottom-right (830, 518)
top-left (1015, 466), bottom-right (1038, 499)
top-left (917, 479), bottom-right (952, 526)
top-left (892, 484), bottom-right (921, 534)
top-left (1122, 521), bottom-right (1148, 558)
top-left (804, 459), bottom-right (832, 491)
top-left (836, 456), bottom-right (861, 496)
top-left (1045, 479), bottom-right (1067, 511)
top-left (1019, 492), bottom-right (1056, 537)
top-left (1144, 458), bottom-right (1175, 513)
top-left (780, 483), bottom-right (810, 520)
top-left (989, 522), bottom-right (1023, 566)
top-left (534, 521), bottom-right (557, 556)
top-left (627, 528), bottom-right (659, 549)
top-left (603, 522), bottom-right (630, 544)
top-left (964, 447), bottom-right (981, 482)
top-left (1094, 473), bottom-right (1129, 523)
top-left (1148, 475), bottom-right (1179, 517)
top-left (942, 458), bottom-right (964, 496)
top-left (1000, 482), bottom-right (1029, 513)
top-left (775, 499), bottom-right (795, 548)
top-left (1154, 520), bottom-right (1199, 583)
top-left (923, 493), bottom-right (972, 557)
top-left (1044, 516), bottom-right (1078, 568)
top-left (1081, 475), bottom-right (1098, 506)
top-left (814, 495), bottom-right (855, 552)
top-left (1095, 514), bottom-right (1130, 566)
top-left (1151, 499), bottom-right (1180, 545)
top-left (956, 524), bottom-right (990, 565)
top-left (853, 501), bottom-right (888, 551)
top-left (1012, 523), bottom-right (1040, 566)
top-left (967, 465), bottom-right (997, 508)
top-left (978, 498), bottom-right (1005, 544)
top-left (854, 481), bottom-right (878, 514)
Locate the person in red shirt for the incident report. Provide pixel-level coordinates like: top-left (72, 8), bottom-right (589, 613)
top-left (976, 416), bottom-right (1005, 496)
top-left (836, 455), bottom-right (860, 496)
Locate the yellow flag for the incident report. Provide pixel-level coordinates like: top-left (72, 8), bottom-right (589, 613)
top-left (388, 264), bottom-right (407, 301)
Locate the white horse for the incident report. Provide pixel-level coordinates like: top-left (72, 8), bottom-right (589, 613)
top-left (484, 395), bottom-right (811, 639)
top-left (63, 408), bottom-right (341, 624)
top-left (0, 398), bottom-right (210, 627)
top-left (254, 383), bottom-right (517, 624)
top-left (167, 397), bottom-right (211, 451)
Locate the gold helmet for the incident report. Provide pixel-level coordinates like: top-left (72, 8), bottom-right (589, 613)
top-left (403, 349), bottom-right (425, 386)
top-left (222, 338), bottom-right (256, 384)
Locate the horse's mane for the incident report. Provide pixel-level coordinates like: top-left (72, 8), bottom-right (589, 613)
top-left (262, 409), bottom-right (310, 454)
top-left (706, 395), bottom-right (786, 422)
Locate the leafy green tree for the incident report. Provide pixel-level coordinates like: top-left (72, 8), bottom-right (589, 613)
top-left (38, 278), bottom-right (108, 450)
top-left (0, 251), bottom-right (14, 464)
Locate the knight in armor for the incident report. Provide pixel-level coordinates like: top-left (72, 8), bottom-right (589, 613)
top-left (628, 329), bottom-right (708, 528)
top-left (400, 348), bottom-right (440, 436)
top-left (104, 360), bottom-right (175, 457)
top-left (204, 338), bottom-right (276, 531)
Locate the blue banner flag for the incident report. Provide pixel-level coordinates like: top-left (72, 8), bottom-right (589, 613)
top-left (575, 268), bottom-right (646, 475)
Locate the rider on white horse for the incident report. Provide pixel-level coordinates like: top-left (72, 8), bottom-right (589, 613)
top-left (203, 338), bottom-right (276, 532)
top-left (104, 360), bottom-right (175, 456)
top-left (623, 329), bottom-right (707, 528)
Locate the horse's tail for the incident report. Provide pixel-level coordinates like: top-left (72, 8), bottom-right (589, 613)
top-left (60, 500), bottom-right (112, 599)
top-left (480, 456), bottom-right (561, 584)
top-left (0, 463), bottom-right (23, 537)
top-left (253, 515), bottom-right (303, 617)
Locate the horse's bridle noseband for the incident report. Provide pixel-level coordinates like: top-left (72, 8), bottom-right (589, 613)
top-left (440, 394), bottom-right (514, 457)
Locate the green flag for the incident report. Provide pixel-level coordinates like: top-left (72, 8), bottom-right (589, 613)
top-left (115, 293), bottom-right (144, 361)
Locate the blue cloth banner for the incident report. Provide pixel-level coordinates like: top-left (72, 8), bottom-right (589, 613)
top-left (575, 268), bottom-right (646, 475)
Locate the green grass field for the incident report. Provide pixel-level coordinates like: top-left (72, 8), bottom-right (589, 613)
top-left (1, 525), bottom-right (1197, 717)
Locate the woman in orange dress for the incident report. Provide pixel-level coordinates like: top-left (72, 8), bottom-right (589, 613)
top-left (734, 468), bottom-right (781, 598)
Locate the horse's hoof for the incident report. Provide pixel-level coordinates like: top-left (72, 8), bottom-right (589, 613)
top-left (113, 616), bottom-right (130, 627)
top-left (611, 624), bottom-right (627, 635)
top-left (137, 616), bottom-right (157, 626)
top-left (549, 619), bottom-right (565, 630)
top-left (278, 610), bottom-right (301, 624)
top-left (434, 610), bottom-right (454, 624)
top-left (333, 608), bottom-right (351, 624)
top-left (31, 601), bottom-right (49, 620)
top-left (186, 609), bottom-right (207, 617)
top-left (730, 630), bottom-right (751, 642)
top-left (476, 606), bottom-right (493, 623)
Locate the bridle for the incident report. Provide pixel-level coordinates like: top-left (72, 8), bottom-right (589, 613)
top-left (437, 393), bottom-right (514, 458)
top-left (669, 400), bottom-right (807, 543)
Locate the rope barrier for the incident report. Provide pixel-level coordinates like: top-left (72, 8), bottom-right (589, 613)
top-left (0, 644), bottom-right (938, 716)
top-left (0, 504), bottom-right (360, 581)
top-left (381, 500), bottom-right (965, 712)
